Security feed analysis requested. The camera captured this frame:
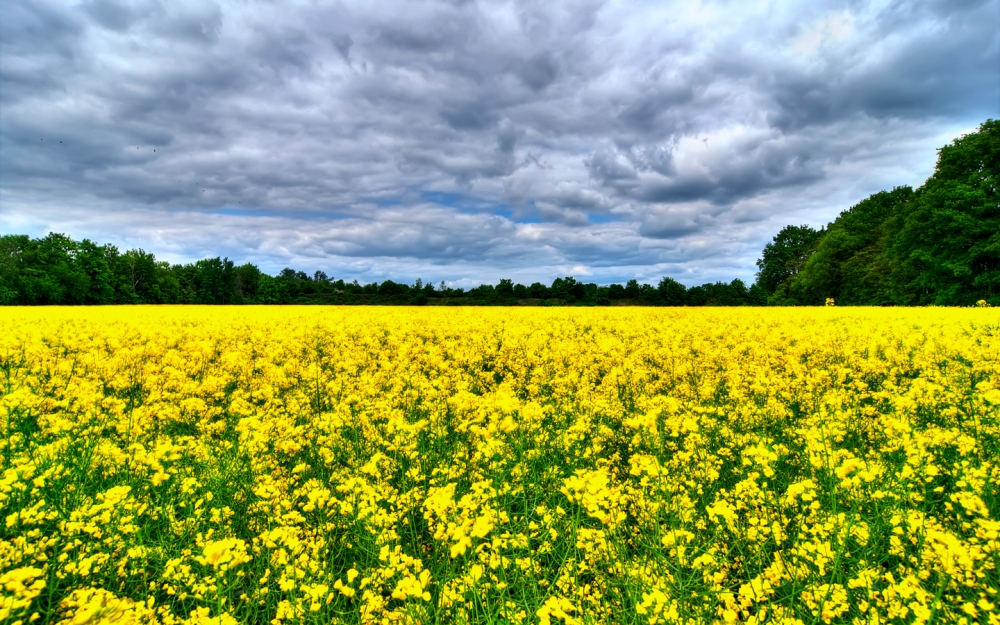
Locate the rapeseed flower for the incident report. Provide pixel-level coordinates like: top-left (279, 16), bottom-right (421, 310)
top-left (0, 306), bottom-right (997, 624)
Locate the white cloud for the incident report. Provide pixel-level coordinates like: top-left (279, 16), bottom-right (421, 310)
top-left (792, 11), bottom-right (855, 56)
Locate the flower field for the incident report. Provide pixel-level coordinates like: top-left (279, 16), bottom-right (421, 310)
top-left (2, 306), bottom-right (999, 625)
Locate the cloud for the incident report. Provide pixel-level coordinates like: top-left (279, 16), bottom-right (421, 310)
top-left (332, 34), bottom-right (354, 66)
top-left (1, 0), bottom-right (996, 286)
top-left (80, 0), bottom-right (137, 32)
top-left (517, 52), bottom-right (560, 91)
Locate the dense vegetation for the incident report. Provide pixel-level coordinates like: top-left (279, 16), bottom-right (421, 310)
top-left (2, 120), bottom-right (996, 307)
top-left (3, 307), bottom-right (999, 624)
top-left (0, 234), bottom-right (764, 307)
top-left (756, 119), bottom-right (999, 306)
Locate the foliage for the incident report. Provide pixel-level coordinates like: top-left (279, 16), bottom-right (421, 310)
top-left (0, 236), bottom-right (762, 307)
top-left (762, 119), bottom-right (1000, 306)
top-left (755, 225), bottom-right (825, 299)
top-left (785, 188), bottom-right (913, 306)
top-left (1, 307), bottom-right (999, 624)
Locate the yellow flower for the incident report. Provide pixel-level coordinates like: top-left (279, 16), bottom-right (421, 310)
top-left (2, 306), bottom-right (998, 625)
top-left (197, 538), bottom-right (250, 571)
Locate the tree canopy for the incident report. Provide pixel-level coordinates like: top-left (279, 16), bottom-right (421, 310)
top-left (0, 232), bottom-right (765, 307)
top-left (757, 119), bottom-right (999, 307)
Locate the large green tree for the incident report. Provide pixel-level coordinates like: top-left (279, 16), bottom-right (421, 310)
top-left (75, 239), bottom-right (117, 304)
top-left (656, 276), bottom-right (687, 305)
top-left (771, 119), bottom-right (1000, 306)
top-left (785, 187), bottom-right (913, 305)
top-left (755, 225), bottom-right (824, 300)
top-left (113, 248), bottom-right (161, 303)
top-left (886, 120), bottom-right (1000, 305)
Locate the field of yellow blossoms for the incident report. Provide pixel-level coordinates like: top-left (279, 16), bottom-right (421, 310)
top-left (2, 306), bottom-right (999, 625)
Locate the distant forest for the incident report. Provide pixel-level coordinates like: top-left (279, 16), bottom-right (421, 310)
top-left (1, 120), bottom-right (996, 307)
top-left (0, 231), bottom-right (763, 307)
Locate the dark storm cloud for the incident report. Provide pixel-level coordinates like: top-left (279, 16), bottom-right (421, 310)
top-left (1, 0), bottom-right (997, 285)
top-left (517, 52), bottom-right (560, 91)
top-left (332, 34), bottom-right (354, 66)
top-left (764, 0), bottom-right (998, 131)
top-left (80, 0), bottom-right (137, 32)
top-left (587, 131), bottom-right (827, 210)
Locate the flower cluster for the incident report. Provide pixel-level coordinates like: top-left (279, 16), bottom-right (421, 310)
top-left (1, 306), bottom-right (998, 624)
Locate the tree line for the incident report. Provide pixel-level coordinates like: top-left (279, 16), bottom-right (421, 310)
top-left (2, 119), bottom-right (995, 307)
top-left (0, 232), bottom-right (765, 306)
top-left (753, 119), bottom-right (998, 306)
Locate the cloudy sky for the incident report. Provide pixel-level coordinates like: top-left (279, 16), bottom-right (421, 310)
top-left (1, 0), bottom-right (997, 286)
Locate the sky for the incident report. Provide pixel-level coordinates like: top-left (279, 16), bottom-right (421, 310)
top-left (1, 0), bottom-right (997, 287)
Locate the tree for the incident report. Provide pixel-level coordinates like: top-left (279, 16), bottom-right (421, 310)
top-left (257, 274), bottom-right (288, 304)
top-left (0, 235), bottom-right (26, 304)
top-left (528, 282), bottom-right (549, 298)
top-left (550, 277), bottom-right (583, 300)
top-left (685, 285), bottom-right (708, 306)
top-left (755, 225), bottom-right (824, 298)
top-left (782, 188), bottom-right (912, 305)
top-left (747, 283), bottom-right (769, 305)
top-left (155, 262), bottom-right (182, 303)
top-left (656, 277), bottom-right (687, 305)
top-left (36, 233), bottom-right (89, 304)
top-left (0, 233), bottom-right (92, 305)
top-left (114, 249), bottom-right (160, 303)
top-left (235, 264), bottom-right (262, 301)
top-left (76, 240), bottom-right (116, 304)
top-left (378, 280), bottom-right (403, 295)
top-left (496, 279), bottom-right (515, 297)
top-left (468, 284), bottom-right (495, 298)
top-left (726, 279), bottom-right (750, 305)
top-left (194, 257), bottom-right (236, 304)
top-left (886, 120), bottom-right (1000, 305)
